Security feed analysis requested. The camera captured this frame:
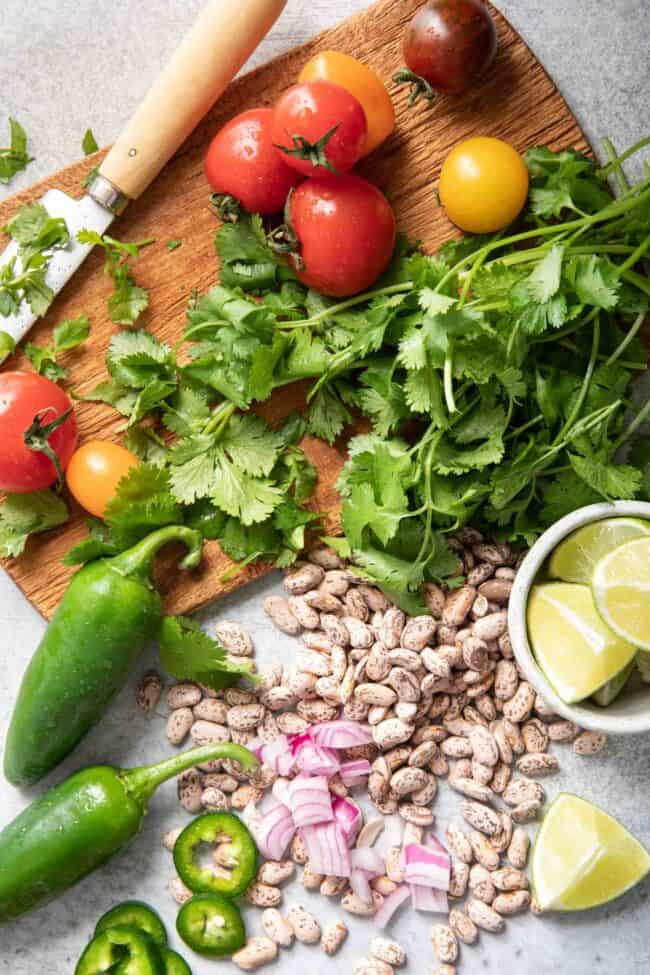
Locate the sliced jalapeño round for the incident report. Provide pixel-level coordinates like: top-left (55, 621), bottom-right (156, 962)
top-left (95, 900), bottom-right (167, 947)
top-left (75, 925), bottom-right (165, 975)
top-left (160, 947), bottom-right (192, 975)
top-left (176, 894), bottom-right (246, 958)
top-left (173, 812), bottom-right (257, 897)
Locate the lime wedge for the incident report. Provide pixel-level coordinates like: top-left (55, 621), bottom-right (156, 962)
top-left (592, 537), bottom-right (650, 650)
top-left (527, 583), bottom-right (637, 703)
top-left (531, 793), bottom-right (650, 912)
top-left (548, 517), bottom-right (650, 584)
top-left (592, 658), bottom-right (635, 706)
top-left (637, 651), bottom-right (650, 684)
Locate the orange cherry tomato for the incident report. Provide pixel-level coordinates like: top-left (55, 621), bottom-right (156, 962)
top-left (298, 51), bottom-right (395, 156)
top-left (439, 137), bottom-right (529, 233)
top-left (66, 440), bottom-right (139, 518)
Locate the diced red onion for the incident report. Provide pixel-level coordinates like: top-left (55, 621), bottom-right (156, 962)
top-left (350, 868), bottom-right (374, 905)
top-left (255, 802), bottom-right (295, 861)
top-left (301, 822), bottom-right (351, 877)
top-left (339, 759), bottom-right (371, 787)
top-left (310, 720), bottom-right (373, 749)
top-left (410, 884), bottom-right (449, 913)
top-left (288, 775), bottom-right (333, 828)
top-left (331, 796), bottom-right (362, 845)
top-left (272, 777), bottom-right (291, 806)
top-left (403, 843), bottom-right (450, 891)
top-left (374, 885), bottom-right (410, 929)
top-left (260, 735), bottom-right (295, 776)
top-left (428, 832), bottom-right (450, 855)
top-left (351, 847), bottom-right (385, 877)
top-left (294, 739), bottom-right (340, 776)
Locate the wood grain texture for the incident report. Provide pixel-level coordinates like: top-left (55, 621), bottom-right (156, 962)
top-left (0, 0), bottom-right (588, 620)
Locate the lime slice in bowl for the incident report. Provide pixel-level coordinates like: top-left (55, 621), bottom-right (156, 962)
top-left (548, 517), bottom-right (650, 584)
top-left (527, 583), bottom-right (637, 703)
top-left (592, 658), bottom-right (635, 706)
top-left (532, 793), bottom-right (650, 912)
top-left (592, 537), bottom-right (650, 650)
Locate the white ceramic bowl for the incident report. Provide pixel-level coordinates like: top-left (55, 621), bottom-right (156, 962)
top-left (508, 500), bottom-right (650, 736)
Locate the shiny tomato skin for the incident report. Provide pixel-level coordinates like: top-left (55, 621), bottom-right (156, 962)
top-left (66, 440), bottom-right (139, 518)
top-left (205, 108), bottom-right (302, 214)
top-left (298, 51), bottom-right (395, 156)
top-left (439, 136), bottom-right (529, 233)
top-left (0, 371), bottom-right (78, 493)
top-left (289, 174), bottom-right (397, 298)
top-left (272, 81), bottom-right (368, 177)
top-left (404, 0), bottom-right (498, 94)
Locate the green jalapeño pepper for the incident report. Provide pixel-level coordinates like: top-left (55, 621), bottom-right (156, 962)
top-left (4, 525), bottom-right (203, 786)
top-left (75, 926), bottom-right (164, 975)
top-left (176, 894), bottom-right (246, 958)
top-left (95, 901), bottom-right (168, 947)
top-left (160, 949), bottom-right (192, 975)
top-left (174, 812), bottom-right (257, 898)
top-left (0, 743), bottom-right (259, 924)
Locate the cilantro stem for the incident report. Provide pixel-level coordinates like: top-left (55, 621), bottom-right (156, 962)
top-left (597, 136), bottom-right (650, 179)
top-left (622, 268), bottom-right (650, 296)
top-left (443, 345), bottom-right (456, 414)
top-left (204, 400), bottom-right (236, 436)
top-left (605, 311), bottom-right (646, 366)
top-left (553, 315), bottom-right (600, 448)
top-left (281, 283), bottom-right (413, 328)
top-left (616, 235), bottom-right (650, 275)
top-left (601, 137), bottom-right (630, 195)
top-left (505, 413), bottom-right (544, 441)
top-left (613, 399), bottom-right (650, 450)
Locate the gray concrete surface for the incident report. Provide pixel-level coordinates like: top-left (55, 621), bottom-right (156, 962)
top-left (1, 1), bottom-right (649, 973)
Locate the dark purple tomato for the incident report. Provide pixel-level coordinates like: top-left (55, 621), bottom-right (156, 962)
top-left (403, 0), bottom-right (498, 95)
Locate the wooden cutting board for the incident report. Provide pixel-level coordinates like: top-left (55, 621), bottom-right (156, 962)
top-left (0, 0), bottom-right (588, 620)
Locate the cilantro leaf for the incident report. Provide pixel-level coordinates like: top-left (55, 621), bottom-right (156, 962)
top-left (25, 314), bottom-right (90, 381)
top-left (82, 129), bottom-right (99, 155)
top-left (0, 118), bottom-right (32, 184)
top-left (216, 214), bottom-right (294, 292)
top-left (571, 255), bottom-right (620, 310)
top-left (78, 229), bottom-right (152, 326)
top-left (0, 490), bottom-right (68, 558)
top-left (104, 464), bottom-right (182, 549)
top-left (307, 384), bottom-right (352, 443)
top-left (167, 239), bottom-right (182, 252)
top-left (0, 330), bottom-right (16, 364)
top-left (568, 453), bottom-right (641, 500)
top-left (159, 615), bottom-right (260, 689)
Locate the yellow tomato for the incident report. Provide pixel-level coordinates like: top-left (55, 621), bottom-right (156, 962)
top-left (66, 440), bottom-right (139, 518)
top-left (299, 51), bottom-right (395, 156)
top-left (439, 137), bottom-right (530, 234)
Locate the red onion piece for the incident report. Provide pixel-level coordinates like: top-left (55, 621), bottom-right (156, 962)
top-left (351, 846), bottom-right (385, 877)
top-left (403, 843), bottom-right (450, 891)
top-left (374, 884), bottom-right (410, 929)
top-left (301, 822), bottom-right (352, 877)
top-left (410, 884), bottom-right (449, 913)
top-left (288, 774), bottom-right (333, 828)
top-left (339, 758), bottom-right (371, 787)
top-left (331, 795), bottom-right (362, 845)
top-left (350, 868), bottom-right (374, 904)
top-left (260, 735), bottom-right (295, 776)
top-left (255, 802), bottom-right (296, 861)
top-left (294, 739), bottom-right (341, 776)
top-left (310, 720), bottom-right (373, 749)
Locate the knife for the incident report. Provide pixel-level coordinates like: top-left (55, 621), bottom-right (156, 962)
top-left (0, 0), bottom-right (287, 344)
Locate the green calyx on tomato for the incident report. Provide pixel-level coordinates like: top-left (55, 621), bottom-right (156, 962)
top-left (176, 894), bottom-right (246, 958)
top-left (274, 123), bottom-right (341, 174)
top-left (173, 812), bottom-right (257, 898)
top-left (75, 926), bottom-right (165, 975)
top-left (210, 193), bottom-right (242, 224)
top-left (392, 68), bottom-right (436, 107)
top-left (95, 901), bottom-right (168, 948)
top-left (22, 406), bottom-right (73, 487)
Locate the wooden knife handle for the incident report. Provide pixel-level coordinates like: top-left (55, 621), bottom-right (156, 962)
top-left (99, 0), bottom-right (287, 200)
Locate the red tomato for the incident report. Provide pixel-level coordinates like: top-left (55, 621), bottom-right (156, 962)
top-left (288, 174), bottom-right (397, 298)
top-left (205, 108), bottom-right (302, 215)
top-left (272, 81), bottom-right (368, 177)
top-left (0, 371), bottom-right (78, 493)
top-left (402, 0), bottom-right (498, 96)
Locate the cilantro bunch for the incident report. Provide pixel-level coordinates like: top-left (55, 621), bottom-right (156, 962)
top-left (75, 139), bottom-right (649, 607)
